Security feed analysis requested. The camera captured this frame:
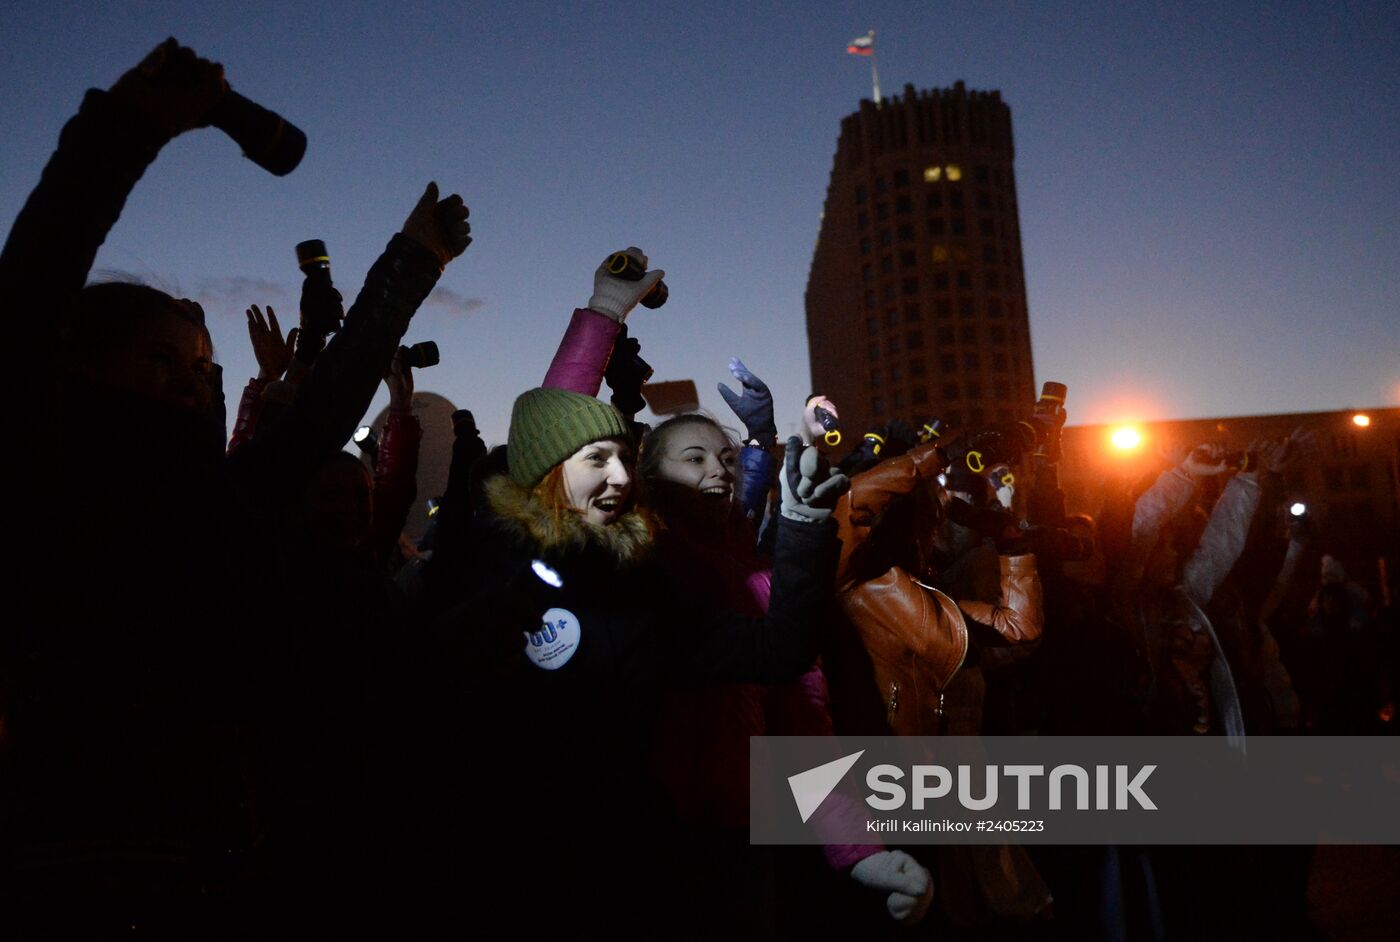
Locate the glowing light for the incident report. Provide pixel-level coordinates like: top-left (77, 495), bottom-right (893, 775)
top-left (945, 164), bottom-right (962, 181)
top-left (923, 166), bottom-right (942, 182)
top-left (1289, 502), bottom-right (1307, 517)
top-left (1110, 426), bottom-right (1143, 450)
top-left (352, 425), bottom-right (373, 443)
top-left (531, 559), bottom-right (564, 589)
top-left (1352, 413), bottom-right (1371, 428)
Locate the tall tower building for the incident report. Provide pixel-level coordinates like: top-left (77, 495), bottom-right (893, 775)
top-left (805, 82), bottom-right (1035, 440)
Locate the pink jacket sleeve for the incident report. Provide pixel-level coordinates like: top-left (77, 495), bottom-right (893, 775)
top-left (370, 408), bottom-right (422, 564)
top-left (226, 377), bottom-right (268, 456)
top-left (541, 308), bottom-right (620, 396)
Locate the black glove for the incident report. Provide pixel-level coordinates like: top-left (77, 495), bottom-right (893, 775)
top-left (604, 323), bottom-right (652, 419)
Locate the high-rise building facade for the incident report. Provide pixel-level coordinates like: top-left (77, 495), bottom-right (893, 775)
top-left (806, 82), bottom-right (1035, 439)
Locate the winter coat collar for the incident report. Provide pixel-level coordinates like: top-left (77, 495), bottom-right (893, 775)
top-left (483, 475), bottom-right (655, 568)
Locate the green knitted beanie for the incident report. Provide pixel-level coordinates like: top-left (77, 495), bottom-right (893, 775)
top-left (507, 387), bottom-right (631, 487)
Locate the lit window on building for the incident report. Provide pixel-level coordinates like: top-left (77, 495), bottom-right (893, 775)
top-left (946, 165), bottom-right (962, 181)
top-left (924, 166), bottom-right (943, 182)
top-left (932, 245), bottom-right (949, 263)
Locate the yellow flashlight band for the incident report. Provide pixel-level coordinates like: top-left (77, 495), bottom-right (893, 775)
top-left (966, 450), bottom-right (985, 473)
top-left (606, 252), bottom-right (631, 274)
top-left (824, 430), bottom-right (842, 447)
top-left (865, 432), bottom-right (885, 456)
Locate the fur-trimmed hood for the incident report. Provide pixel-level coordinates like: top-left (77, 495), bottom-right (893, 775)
top-left (483, 475), bottom-right (655, 567)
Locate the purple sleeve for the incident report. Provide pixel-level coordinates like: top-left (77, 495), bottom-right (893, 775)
top-left (542, 308), bottom-right (620, 395)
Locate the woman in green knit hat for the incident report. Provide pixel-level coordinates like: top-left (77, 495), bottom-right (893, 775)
top-left (426, 249), bottom-right (851, 932)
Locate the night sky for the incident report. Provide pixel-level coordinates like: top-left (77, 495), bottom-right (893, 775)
top-left (3, 1), bottom-right (1396, 447)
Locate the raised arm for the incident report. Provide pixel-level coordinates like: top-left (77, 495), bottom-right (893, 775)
top-left (232, 184), bottom-right (471, 494)
top-left (682, 440), bottom-right (848, 683)
top-left (542, 246), bottom-right (664, 394)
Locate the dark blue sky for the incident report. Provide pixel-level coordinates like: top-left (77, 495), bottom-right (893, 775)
top-left (4, 1), bottom-right (1396, 445)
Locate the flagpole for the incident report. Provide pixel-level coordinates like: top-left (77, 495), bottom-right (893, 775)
top-left (869, 28), bottom-right (882, 104)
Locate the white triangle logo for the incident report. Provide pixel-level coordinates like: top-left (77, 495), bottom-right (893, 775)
top-left (787, 750), bottom-right (865, 824)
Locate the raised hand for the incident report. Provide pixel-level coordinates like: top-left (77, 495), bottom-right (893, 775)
top-left (109, 37), bottom-right (228, 139)
top-left (246, 304), bottom-right (297, 382)
top-left (587, 246), bottom-right (664, 323)
top-left (1180, 443), bottom-right (1231, 480)
top-left (779, 437), bottom-right (849, 523)
top-left (401, 182), bottom-right (472, 268)
top-left (717, 357), bottom-right (777, 446)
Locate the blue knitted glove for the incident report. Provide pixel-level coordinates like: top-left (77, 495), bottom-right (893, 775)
top-left (717, 357), bottom-right (777, 446)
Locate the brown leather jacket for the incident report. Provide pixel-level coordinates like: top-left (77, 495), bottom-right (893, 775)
top-left (828, 442), bottom-right (1043, 735)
